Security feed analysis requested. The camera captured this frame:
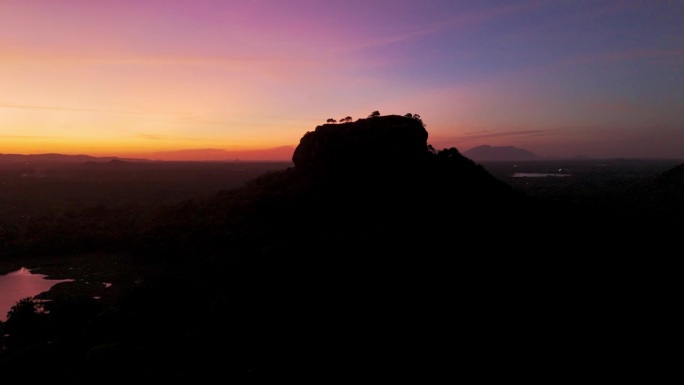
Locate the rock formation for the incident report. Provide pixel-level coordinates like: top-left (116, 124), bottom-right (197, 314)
top-left (292, 114), bottom-right (428, 173)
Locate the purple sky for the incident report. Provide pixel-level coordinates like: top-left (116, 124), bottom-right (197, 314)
top-left (1, 0), bottom-right (682, 160)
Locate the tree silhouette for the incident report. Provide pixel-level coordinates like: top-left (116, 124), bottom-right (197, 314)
top-left (326, 118), bottom-right (337, 124)
top-left (1, 297), bottom-right (49, 349)
top-left (343, 116), bottom-right (352, 123)
top-left (412, 113), bottom-right (424, 127)
top-left (403, 112), bottom-right (424, 126)
top-left (369, 110), bottom-right (380, 118)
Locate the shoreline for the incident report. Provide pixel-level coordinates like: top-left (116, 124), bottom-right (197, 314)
top-left (0, 253), bottom-right (152, 312)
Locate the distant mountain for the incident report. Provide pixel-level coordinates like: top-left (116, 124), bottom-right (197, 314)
top-left (462, 145), bottom-right (538, 161)
top-left (0, 153), bottom-right (149, 163)
top-left (150, 146), bottom-right (295, 161)
top-left (0, 148), bottom-right (298, 164)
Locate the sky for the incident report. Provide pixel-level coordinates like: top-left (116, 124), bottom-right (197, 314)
top-left (1, 0), bottom-right (683, 161)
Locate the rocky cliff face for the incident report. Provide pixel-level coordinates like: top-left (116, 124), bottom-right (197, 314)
top-left (291, 115), bottom-right (428, 173)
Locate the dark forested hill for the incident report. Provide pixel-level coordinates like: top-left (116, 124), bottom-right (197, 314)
top-left (0, 114), bottom-right (679, 381)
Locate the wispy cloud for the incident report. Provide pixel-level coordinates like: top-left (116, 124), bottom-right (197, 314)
top-left (137, 134), bottom-right (166, 141)
top-left (561, 49), bottom-right (684, 66)
top-left (0, 134), bottom-right (59, 139)
top-left (336, 0), bottom-right (546, 54)
top-left (457, 129), bottom-right (559, 141)
top-left (428, 129), bottom-right (561, 149)
top-left (0, 103), bottom-right (143, 116)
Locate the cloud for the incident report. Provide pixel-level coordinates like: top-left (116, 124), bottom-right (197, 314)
top-left (434, 129), bottom-right (559, 144)
top-left (0, 134), bottom-right (59, 139)
top-left (0, 103), bottom-right (142, 116)
top-left (137, 134), bottom-right (166, 141)
top-left (150, 146), bottom-right (295, 161)
top-left (561, 49), bottom-right (684, 67)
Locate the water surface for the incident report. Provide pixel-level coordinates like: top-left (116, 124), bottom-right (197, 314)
top-left (512, 173), bottom-right (571, 177)
top-left (0, 267), bottom-right (73, 322)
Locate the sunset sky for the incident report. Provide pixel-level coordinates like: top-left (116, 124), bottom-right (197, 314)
top-left (1, 0), bottom-right (682, 160)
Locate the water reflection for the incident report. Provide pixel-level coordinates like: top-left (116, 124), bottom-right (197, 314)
top-left (512, 173), bottom-right (571, 177)
top-left (0, 267), bottom-right (73, 322)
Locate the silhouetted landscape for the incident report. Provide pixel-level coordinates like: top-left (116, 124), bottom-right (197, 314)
top-left (1, 114), bottom-right (681, 381)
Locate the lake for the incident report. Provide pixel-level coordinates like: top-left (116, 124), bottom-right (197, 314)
top-left (0, 267), bottom-right (73, 322)
top-left (512, 173), bottom-right (572, 177)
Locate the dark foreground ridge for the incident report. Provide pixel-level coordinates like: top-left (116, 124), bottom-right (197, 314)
top-left (0, 114), bottom-right (679, 381)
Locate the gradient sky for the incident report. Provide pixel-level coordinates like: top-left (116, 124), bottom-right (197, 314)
top-left (1, 0), bottom-right (683, 160)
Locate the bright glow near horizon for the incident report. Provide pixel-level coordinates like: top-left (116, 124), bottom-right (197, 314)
top-left (1, 0), bottom-right (683, 160)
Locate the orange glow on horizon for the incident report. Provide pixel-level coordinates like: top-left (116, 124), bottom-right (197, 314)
top-left (1, 1), bottom-right (682, 160)
top-left (0, 140), bottom-right (298, 161)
